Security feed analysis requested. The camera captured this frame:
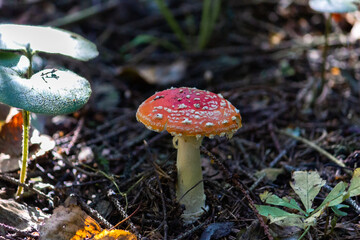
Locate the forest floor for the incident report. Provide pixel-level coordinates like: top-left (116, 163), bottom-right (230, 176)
top-left (1, 0), bottom-right (360, 239)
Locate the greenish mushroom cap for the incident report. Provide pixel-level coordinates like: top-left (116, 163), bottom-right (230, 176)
top-left (0, 68), bottom-right (92, 115)
top-left (0, 24), bottom-right (98, 61)
top-left (309, 0), bottom-right (360, 13)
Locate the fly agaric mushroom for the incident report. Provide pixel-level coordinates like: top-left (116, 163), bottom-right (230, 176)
top-left (136, 87), bottom-right (242, 223)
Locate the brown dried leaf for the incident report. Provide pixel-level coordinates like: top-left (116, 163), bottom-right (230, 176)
top-left (0, 111), bottom-right (23, 156)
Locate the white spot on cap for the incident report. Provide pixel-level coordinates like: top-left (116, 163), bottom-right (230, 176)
top-left (222, 120), bottom-right (228, 124)
top-left (220, 101), bottom-right (226, 107)
top-left (194, 104), bottom-right (200, 108)
top-left (182, 118), bottom-right (192, 124)
top-left (194, 115), bottom-right (200, 119)
top-left (155, 114), bottom-right (163, 119)
top-left (232, 116), bottom-right (237, 121)
top-left (205, 122), bottom-right (214, 127)
top-left (186, 95), bottom-right (191, 99)
top-left (218, 93), bottom-right (224, 98)
top-left (194, 98), bottom-right (200, 101)
top-left (203, 106), bottom-right (209, 110)
top-left (178, 103), bottom-right (187, 109)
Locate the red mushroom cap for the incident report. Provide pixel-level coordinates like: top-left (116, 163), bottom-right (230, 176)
top-left (136, 87), bottom-right (242, 138)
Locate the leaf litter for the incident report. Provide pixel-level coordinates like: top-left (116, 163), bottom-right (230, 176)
top-left (1, 1), bottom-right (360, 239)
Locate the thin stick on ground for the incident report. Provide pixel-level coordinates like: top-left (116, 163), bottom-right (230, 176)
top-left (75, 194), bottom-right (113, 229)
top-left (107, 190), bottom-right (142, 239)
top-left (0, 174), bottom-right (53, 202)
top-left (144, 141), bottom-right (169, 240)
top-left (201, 146), bottom-right (274, 240)
top-left (279, 130), bottom-right (348, 170)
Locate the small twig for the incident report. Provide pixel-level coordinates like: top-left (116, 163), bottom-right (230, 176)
top-left (144, 141), bottom-right (169, 240)
top-left (84, 126), bottom-right (128, 146)
top-left (279, 130), bottom-right (348, 171)
top-left (200, 147), bottom-right (274, 240)
top-left (268, 123), bottom-right (281, 153)
top-left (107, 190), bottom-right (142, 239)
top-left (0, 223), bottom-right (36, 239)
top-left (235, 105), bottom-right (289, 136)
top-left (59, 154), bottom-right (101, 177)
top-left (231, 177), bottom-right (274, 240)
top-left (249, 140), bottom-right (297, 191)
top-left (111, 204), bottom-right (141, 229)
top-left (172, 219), bottom-right (210, 240)
top-left (0, 174), bottom-right (53, 202)
top-left (64, 117), bottom-right (84, 155)
top-left (75, 194), bottom-right (113, 229)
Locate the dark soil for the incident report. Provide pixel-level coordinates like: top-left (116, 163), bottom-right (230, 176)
top-left (1, 0), bottom-right (360, 239)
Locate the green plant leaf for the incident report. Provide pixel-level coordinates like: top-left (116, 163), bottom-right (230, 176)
top-left (309, 0), bottom-right (360, 13)
top-left (331, 204), bottom-right (349, 217)
top-left (255, 205), bottom-right (305, 229)
top-left (290, 171), bottom-right (326, 213)
top-left (304, 206), bottom-right (326, 227)
top-left (318, 182), bottom-right (348, 210)
top-left (0, 24), bottom-right (98, 61)
top-left (260, 191), bottom-right (306, 215)
top-left (348, 168), bottom-right (360, 197)
top-left (0, 68), bottom-right (91, 115)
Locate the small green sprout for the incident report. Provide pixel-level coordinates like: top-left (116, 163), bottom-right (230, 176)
top-left (154, 0), bottom-right (221, 50)
top-left (256, 169), bottom-right (360, 239)
top-left (0, 24), bottom-right (98, 197)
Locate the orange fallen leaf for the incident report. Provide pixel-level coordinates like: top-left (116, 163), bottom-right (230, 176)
top-left (331, 67), bottom-right (341, 76)
top-left (92, 229), bottom-right (137, 240)
top-left (332, 13), bottom-right (345, 23)
top-left (39, 205), bottom-right (137, 240)
top-left (70, 215), bottom-right (102, 240)
top-left (0, 111), bottom-right (23, 156)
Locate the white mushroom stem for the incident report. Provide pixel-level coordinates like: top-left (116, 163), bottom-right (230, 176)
top-left (174, 135), bottom-right (206, 223)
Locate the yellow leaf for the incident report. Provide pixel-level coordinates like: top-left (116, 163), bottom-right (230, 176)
top-left (93, 229), bottom-right (137, 240)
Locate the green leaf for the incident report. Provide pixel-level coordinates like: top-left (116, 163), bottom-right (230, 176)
top-left (0, 24), bottom-right (98, 61)
top-left (348, 168), bottom-right (360, 197)
top-left (0, 68), bottom-right (91, 115)
top-left (304, 206), bottom-right (326, 227)
top-left (318, 182), bottom-right (348, 210)
top-left (331, 204), bottom-right (349, 217)
top-left (255, 205), bottom-right (305, 229)
top-left (290, 171), bottom-right (326, 213)
top-left (309, 0), bottom-right (360, 13)
top-left (260, 191), bottom-right (306, 215)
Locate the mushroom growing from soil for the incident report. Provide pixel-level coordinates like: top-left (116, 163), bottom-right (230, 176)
top-left (136, 87), bottom-right (242, 223)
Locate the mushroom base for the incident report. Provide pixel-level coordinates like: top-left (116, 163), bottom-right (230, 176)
top-left (175, 136), bottom-right (206, 223)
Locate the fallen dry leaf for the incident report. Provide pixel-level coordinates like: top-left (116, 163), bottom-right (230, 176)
top-left (39, 205), bottom-right (137, 240)
top-left (0, 111), bottom-right (23, 156)
top-left (0, 198), bottom-right (48, 231)
top-left (118, 60), bottom-right (186, 85)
